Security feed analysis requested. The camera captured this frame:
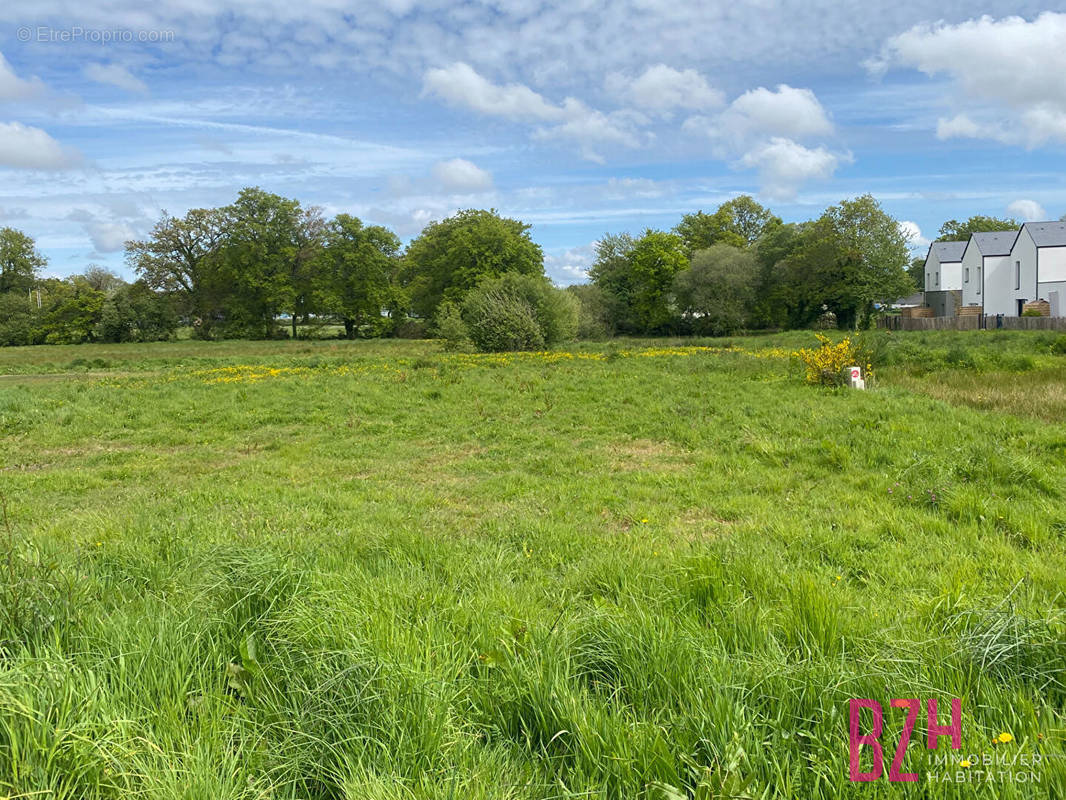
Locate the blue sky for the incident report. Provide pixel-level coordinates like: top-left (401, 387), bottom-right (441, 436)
top-left (2, 3), bottom-right (1066, 284)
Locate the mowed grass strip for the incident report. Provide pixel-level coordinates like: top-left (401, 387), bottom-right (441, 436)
top-left (0, 335), bottom-right (1064, 798)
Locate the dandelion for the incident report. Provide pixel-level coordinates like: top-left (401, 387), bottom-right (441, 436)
top-left (960, 760), bottom-right (972, 768)
top-left (997, 732), bottom-right (1013, 744)
top-left (640, 518), bottom-right (648, 524)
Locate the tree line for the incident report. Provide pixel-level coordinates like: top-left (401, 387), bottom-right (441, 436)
top-left (0, 186), bottom-right (1023, 349)
top-left (579, 199), bottom-right (1020, 338)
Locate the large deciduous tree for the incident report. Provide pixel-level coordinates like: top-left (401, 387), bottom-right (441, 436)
top-left (39, 277), bottom-right (106, 344)
top-left (627, 230), bottom-right (689, 332)
top-left (674, 209), bottom-right (746, 252)
top-left (672, 244), bottom-right (758, 335)
top-left (221, 188), bottom-right (325, 338)
top-left (317, 214), bottom-right (401, 338)
top-left (402, 209), bottom-right (543, 319)
top-left (0, 227), bottom-right (46, 294)
top-left (790, 194), bottom-right (911, 329)
top-left (673, 196), bottom-right (780, 253)
top-left (749, 221), bottom-right (808, 329)
top-left (95, 280), bottom-right (178, 343)
top-left (936, 215), bottom-right (1018, 242)
top-left (590, 230), bottom-right (687, 333)
top-left (586, 232), bottom-right (635, 331)
top-left (126, 208), bottom-right (226, 337)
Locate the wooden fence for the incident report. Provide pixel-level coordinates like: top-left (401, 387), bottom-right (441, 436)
top-left (878, 315), bottom-right (1066, 332)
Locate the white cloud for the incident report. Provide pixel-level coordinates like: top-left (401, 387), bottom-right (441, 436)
top-left (84, 63), bottom-right (149, 94)
top-left (608, 64), bottom-right (723, 115)
top-left (603, 177), bottom-right (666, 199)
top-left (0, 0), bottom-right (1007, 96)
top-left (935, 114), bottom-right (983, 141)
top-left (543, 242), bottom-right (596, 285)
top-left (68, 204), bottom-right (152, 253)
top-left (898, 220), bottom-right (930, 250)
top-left (935, 109), bottom-right (1066, 149)
top-left (423, 62), bottom-right (564, 121)
top-left (0, 51), bottom-right (46, 101)
top-left (683, 84), bottom-right (842, 197)
top-left (423, 62), bottom-right (644, 161)
top-left (431, 158), bottom-right (493, 192)
top-left (364, 206), bottom-right (442, 238)
top-left (0, 122), bottom-right (81, 169)
top-left (717, 84), bottom-right (833, 149)
top-left (1006, 199), bottom-right (1047, 222)
top-left (738, 138), bottom-right (841, 201)
top-left (85, 220), bottom-right (138, 252)
top-left (531, 100), bottom-right (644, 160)
top-left (874, 13), bottom-right (1066, 147)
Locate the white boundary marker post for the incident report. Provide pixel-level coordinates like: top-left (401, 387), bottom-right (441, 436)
top-left (846, 366), bottom-right (865, 390)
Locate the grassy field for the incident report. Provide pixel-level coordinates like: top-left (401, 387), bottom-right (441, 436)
top-left (1, 330), bottom-right (1064, 798)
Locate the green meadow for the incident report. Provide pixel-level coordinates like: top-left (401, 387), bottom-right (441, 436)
top-left (0, 330), bottom-right (1064, 798)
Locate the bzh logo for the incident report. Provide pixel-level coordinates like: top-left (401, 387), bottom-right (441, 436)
top-left (849, 698), bottom-right (962, 782)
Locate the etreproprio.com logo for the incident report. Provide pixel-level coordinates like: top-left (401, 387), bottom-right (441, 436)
top-left (17, 26), bottom-right (175, 44)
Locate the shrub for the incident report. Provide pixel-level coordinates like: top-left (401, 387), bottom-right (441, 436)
top-left (434, 301), bottom-right (470, 351)
top-left (389, 319), bottom-right (428, 339)
top-left (463, 287), bottom-right (545, 352)
top-left (793, 334), bottom-right (871, 387)
top-left (0, 293), bottom-right (39, 346)
top-left (670, 244), bottom-right (757, 336)
top-left (945, 344), bottom-right (977, 370)
top-left (461, 273), bottom-right (577, 352)
top-left (566, 284), bottom-right (614, 340)
top-left (1050, 335), bottom-right (1066, 355)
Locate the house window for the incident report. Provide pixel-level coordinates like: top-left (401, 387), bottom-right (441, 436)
top-left (936, 272), bottom-right (939, 287)
top-left (965, 268), bottom-right (969, 283)
top-left (926, 272), bottom-right (930, 289)
top-left (977, 267), bottom-right (981, 295)
top-left (1015, 261), bottom-right (1021, 290)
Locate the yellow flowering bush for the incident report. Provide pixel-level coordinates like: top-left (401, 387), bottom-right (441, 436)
top-left (793, 334), bottom-right (870, 387)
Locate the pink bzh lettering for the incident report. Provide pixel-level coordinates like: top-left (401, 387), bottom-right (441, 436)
top-left (849, 699), bottom-right (883, 781)
top-left (889, 700), bottom-right (919, 782)
top-left (849, 698), bottom-right (961, 782)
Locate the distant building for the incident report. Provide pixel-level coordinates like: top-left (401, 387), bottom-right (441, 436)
top-left (922, 240), bottom-right (966, 316)
top-left (961, 230), bottom-right (1017, 316)
top-left (1009, 221), bottom-right (1066, 317)
top-left (891, 291), bottom-right (924, 309)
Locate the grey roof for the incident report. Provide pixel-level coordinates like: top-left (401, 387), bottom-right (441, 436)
top-left (929, 240), bottom-right (966, 263)
top-left (970, 230), bottom-right (1018, 256)
top-left (1022, 221), bottom-right (1066, 248)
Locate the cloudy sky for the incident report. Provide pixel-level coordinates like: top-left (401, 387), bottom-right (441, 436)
top-left (2, 3), bottom-right (1065, 283)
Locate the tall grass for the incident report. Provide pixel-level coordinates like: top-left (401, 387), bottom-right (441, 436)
top-left (0, 332), bottom-right (1064, 797)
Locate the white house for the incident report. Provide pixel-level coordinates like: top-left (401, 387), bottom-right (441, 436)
top-left (1009, 221), bottom-right (1066, 317)
top-left (922, 240), bottom-right (966, 316)
top-left (961, 230), bottom-right (1017, 316)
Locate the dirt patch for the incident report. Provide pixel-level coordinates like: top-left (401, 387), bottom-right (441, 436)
top-left (607, 438), bottom-right (687, 472)
top-left (668, 509), bottom-right (737, 542)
